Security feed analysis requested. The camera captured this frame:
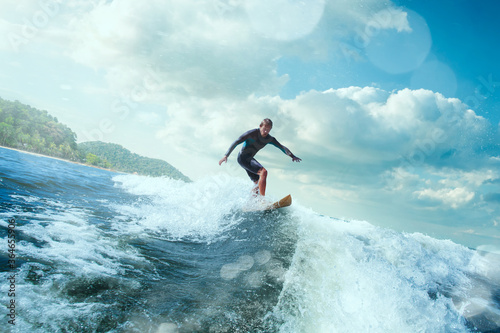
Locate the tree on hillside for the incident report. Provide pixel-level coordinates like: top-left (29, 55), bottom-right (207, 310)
top-left (0, 97), bottom-right (79, 160)
top-left (0, 122), bottom-right (14, 146)
top-left (78, 141), bottom-right (190, 181)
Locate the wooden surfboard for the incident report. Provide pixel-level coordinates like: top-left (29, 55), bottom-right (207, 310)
top-left (268, 194), bottom-right (292, 210)
top-left (243, 194), bottom-right (292, 212)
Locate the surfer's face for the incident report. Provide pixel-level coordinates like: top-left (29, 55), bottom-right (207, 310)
top-left (260, 124), bottom-right (272, 137)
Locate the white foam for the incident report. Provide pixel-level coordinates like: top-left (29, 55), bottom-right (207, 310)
top-left (18, 207), bottom-right (141, 276)
top-left (0, 197), bottom-right (146, 332)
top-left (111, 174), bottom-right (254, 242)
top-left (269, 206), bottom-right (484, 332)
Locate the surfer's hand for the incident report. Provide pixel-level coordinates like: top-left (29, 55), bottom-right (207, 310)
top-left (292, 156), bottom-right (301, 162)
top-left (219, 156), bottom-right (228, 165)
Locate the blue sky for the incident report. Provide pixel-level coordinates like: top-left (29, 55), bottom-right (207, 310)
top-left (0, 0), bottom-right (499, 250)
top-left (278, 0), bottom-right (500, 122)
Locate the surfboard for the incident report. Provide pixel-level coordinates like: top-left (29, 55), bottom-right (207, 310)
top-left (243, 194), bottom-right (292, 212)
top-left (268, 194), bottom-right (292, 210)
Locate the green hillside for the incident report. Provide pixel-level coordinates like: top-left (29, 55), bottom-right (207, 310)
top-left (0, 97), bottom-right (190, 181)
top-left (78, 141), bottom-right (190, 181)
top-left (0, 97), bottom-right (80, 160)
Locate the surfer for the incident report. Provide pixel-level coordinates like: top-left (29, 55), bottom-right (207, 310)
top-left (219, 118), bottom-right (301, 196)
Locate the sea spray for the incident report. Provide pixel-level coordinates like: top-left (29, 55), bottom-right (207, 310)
top-left (266, 206), bottom-right (489, 332)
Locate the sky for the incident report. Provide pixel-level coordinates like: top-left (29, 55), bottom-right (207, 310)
top-left (1, 0), bottom-right (499, 250)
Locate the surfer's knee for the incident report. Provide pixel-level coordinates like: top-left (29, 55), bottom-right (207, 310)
top-left (258, 168), bottom-right (267, 178)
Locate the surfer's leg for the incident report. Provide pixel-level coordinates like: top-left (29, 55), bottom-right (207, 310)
top-left (257, 167), bottom-right (267, 196)
top-left (238, 154), bottom-right (265, 195)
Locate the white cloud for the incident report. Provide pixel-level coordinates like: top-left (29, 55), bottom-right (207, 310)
top-left (28, 0), bottom-right (411, 103)
top-left (0, 0), bottom-right (424, 115)
top-left (385, 167), bottom-right (499, 208)
top-left (155, 94), bottom-right (285, 156)
top-left (416, 187), bottom-right (475, 209)
top-left (0, 1), bottom-right (69, 52)
top-left (282, 87), bottom-right (488, 167)
top-left (383, 167), bottom-right (421, 192)
top-left (67, 0), bottom-right (286, 99)
top-left (267, 87), bottom-right (498, 215)
top-left (362, 9), bottom-right (431, 74)
top-left (413, 169), bottom-right (498, 209)
top-left (369, 8), bottom-right (412, 33)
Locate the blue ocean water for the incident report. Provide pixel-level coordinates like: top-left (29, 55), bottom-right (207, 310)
top-left (1, 146), bottom-right (500, 333)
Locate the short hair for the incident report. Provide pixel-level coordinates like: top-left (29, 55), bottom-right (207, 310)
top-left (260, 118), bottom-right (273, 127)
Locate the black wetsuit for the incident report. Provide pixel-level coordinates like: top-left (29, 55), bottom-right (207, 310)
top-left (224, 128), bottom-right (295, 182)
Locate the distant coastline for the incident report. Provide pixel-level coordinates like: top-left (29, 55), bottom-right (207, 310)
top-left (0, 97), bottom-right (190, 181)
top-left (0, 145), bottom-right (125, 174)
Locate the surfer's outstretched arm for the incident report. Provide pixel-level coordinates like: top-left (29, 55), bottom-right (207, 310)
top-left (219, 156), bottom-right (227, 165)
top-left (219, 129), bottom-right (255, 166)
top-left (289, 147), bottom-right (301, 162)
top-left (270, 138), bottom-right (302, 163)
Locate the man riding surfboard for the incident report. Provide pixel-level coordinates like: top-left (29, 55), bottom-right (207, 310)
top-left (219, 118), bottom-right (301, 196)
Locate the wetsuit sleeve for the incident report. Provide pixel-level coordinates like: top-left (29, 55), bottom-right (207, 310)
top-left (270, 137), bottom-right (296, 158)
top-left (224, 129), bottom-right (254, 157)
